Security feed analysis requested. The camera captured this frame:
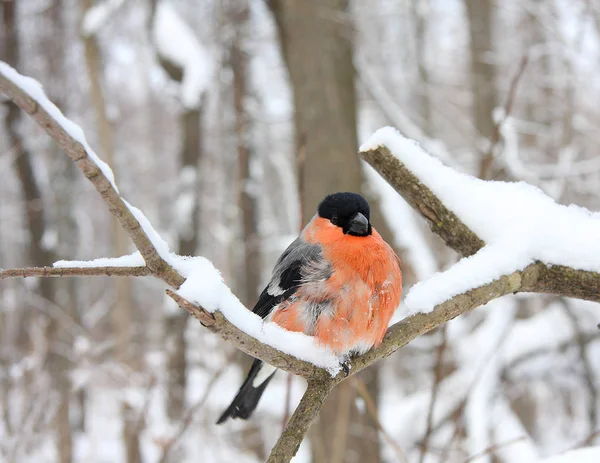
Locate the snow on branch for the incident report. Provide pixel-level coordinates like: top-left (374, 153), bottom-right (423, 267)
top-left (360, 127), bottom-right (600, 312)
top-left (0, 61), bottom-right (183, 288)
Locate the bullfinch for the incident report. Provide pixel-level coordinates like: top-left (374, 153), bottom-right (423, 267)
top-left (217, 192), bottom-right (402, 423)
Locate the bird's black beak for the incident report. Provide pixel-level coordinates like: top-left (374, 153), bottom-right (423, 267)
top-left (347, 212), bottom-right (370, 236)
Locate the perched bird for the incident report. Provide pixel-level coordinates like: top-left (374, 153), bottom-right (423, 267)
top-left (217, 192), bottom-right (402, 424)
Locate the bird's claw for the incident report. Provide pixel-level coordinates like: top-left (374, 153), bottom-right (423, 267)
top-left (340, 361), bottom-right (350, 377)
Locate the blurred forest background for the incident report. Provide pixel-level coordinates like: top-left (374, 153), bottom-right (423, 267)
top-left (1, 0), bottom-right (600, 462)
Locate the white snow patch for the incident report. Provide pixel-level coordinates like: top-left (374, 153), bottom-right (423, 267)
top-left (361, 127), bottom-right (600, 313)
top-left (81, 0), bottom-right (126, 37)
top-left (0, 61), bottom-right (119, 192)
top-left (53, 252), bottom-right (144, 268)
top-left (173, 256), bottom-right (341, 374)
top-left (152, 1), bottom-right (213, 109)
top-left (123, 199), bottom-right (173, 262)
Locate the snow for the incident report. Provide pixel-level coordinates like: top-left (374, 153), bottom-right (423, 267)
top-left (536, 447), bottom-right (600, 463)
top-left (0, 61), bottom-right (119, 192)
top-left (152, 1), bottom-right (213, 109)
top-left (81, 0), bottom-right (126, 37)
top-left (122, 199), bottom-right (174, 263)
top-left (53, 252), bottom-right (144, 268)
top-left (360, 126), bottom-right (600, 313)
top-left (174, 256), bottom-right (342, 375)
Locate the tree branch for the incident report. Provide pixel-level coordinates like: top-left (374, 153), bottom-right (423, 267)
top-left (0, 266), bottom-right (150, 279)
top-left (360, 145), bottom-right (600, 305)
top-left (267, 378), bottom-right (336, 463)
top-left (347, 267), bottom-right (523, 379)
top-left (0, 68), bottom-right (183, 288)
top-left (165, 290), bottom-right (320, 379)
top-left (360, 145), bottom-right (484, 257)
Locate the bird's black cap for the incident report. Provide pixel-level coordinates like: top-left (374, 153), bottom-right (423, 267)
top-left (317, 192), bottom-right (372, 236)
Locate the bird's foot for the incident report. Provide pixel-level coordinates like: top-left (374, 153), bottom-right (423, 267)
top-left (340, 360), bottom-right (351, 377)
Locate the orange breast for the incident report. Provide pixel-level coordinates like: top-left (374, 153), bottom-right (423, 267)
top-left (271, 217), bottom-right (402, 355)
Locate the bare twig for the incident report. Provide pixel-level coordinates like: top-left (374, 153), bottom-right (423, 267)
top-left (568, 429), bottom-right (600, 450)
top-left (419, 326), bottom-right (448, 463)
top-left (0, 68), bottom-right (184, 288)
top-left (353, 377), bottom-right (408, 463)
top-left (561, 301), bottom-right (598, 433)
top-left (0, 266), bottom-right (150, 279)
top-left (159, 354), bottom-right (233, 463)
top-left (462, 436), bottom-right (526, 463)
top-left (479, 55), bottom-right (529, 179)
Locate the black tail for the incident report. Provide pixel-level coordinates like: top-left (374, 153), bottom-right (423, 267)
top-left (216, 359), bottom-right (276, 424)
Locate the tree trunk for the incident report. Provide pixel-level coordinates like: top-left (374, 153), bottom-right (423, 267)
top-left (230, 2), bottom-right (266, 458)
top-left (165, 105), bottom-right (203, 421)
top-left (231, 0), bottom-right (261, 309)
top-left (269, 1), bottom-right (380, 461)
top-left (81, 0), bottom-right (136, 369)
top-left (2, 2), bottom-right (71, 462)
top-left (80, 2), bottom-right (141, 460)
top-left (148, 3), bottom-right (205, 423)
top-left (465, 0), bottom-right (498, 179)
top-left (412, 0), bottom-right (433, 135)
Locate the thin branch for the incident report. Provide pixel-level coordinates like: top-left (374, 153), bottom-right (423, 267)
top-left (479, 55), bottom-right (529, 179)
top-left (419, 327), bottom-right (448, 463)
top-left (568, 428), bottom-right (600, 450)
top-left (159, 354), bottom-right (233, 463)
top-left (561, 301), bottom-right (598, 433)
top-left (462, 436), bottom-right (526, 463)
top-left (353, 377), bottom-right (408, 463)
top-left (0, 67), bottom-right (184, 288)
top-left (0, 266), bottom-right (150, 279)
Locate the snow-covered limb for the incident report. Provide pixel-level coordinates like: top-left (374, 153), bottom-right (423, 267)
top-left (166, 290), bottom-right (327, 378)
top-left (0, 61), bottom-right (184, 289)
top-left (360, 127), bottom-right (600, 312)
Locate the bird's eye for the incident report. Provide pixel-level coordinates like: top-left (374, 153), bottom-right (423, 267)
top-left (331, 215), bottom-right (339, 225)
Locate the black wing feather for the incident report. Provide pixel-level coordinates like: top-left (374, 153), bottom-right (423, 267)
top-left (251, 237), bottom-right (325, 319)
top-left (252, 260), bottom-right (303, 318)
